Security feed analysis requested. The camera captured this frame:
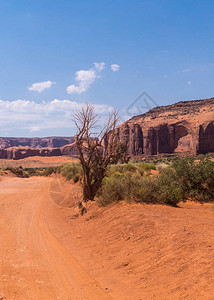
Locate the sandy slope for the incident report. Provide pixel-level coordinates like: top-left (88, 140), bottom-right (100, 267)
top-left (0, 176), bottom-right (213, 299)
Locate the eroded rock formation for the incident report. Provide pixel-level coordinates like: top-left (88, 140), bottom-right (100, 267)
top-left (0, 137), bottom-right (74, 149)
top-left (1, 147), bottom-right (61, 160)
top-left (60, 142), bottom-right (79, 157)
top-left (107, 98), bottom-right (214, 156)
top-left (199, 122), bottom-right (214, 154)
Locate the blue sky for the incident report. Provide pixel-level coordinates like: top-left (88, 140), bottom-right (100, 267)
top-left (0, 0), bottom-right (214, 137)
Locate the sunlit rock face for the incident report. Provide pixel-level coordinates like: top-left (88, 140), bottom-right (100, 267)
top-left (107, 98), bottom-right (214, 156)
top-left (199, 122), bottom-right (214, 154)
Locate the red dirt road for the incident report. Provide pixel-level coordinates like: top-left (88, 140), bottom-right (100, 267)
top-left (0, 177), bottom-right (109, 299)
top-left (0, 176), bottom-right (214, 299)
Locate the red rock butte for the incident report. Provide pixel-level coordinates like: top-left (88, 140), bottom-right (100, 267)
top-left (104, 97), bottom-right (214, 156)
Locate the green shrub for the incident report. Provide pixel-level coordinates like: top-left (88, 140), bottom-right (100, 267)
top-left (59, 162), bottom-right (82, 181)
top-left (108, 162), bottom-right (156, 177)
top-left (98, 176), bottom-right (126, 206)
top-left (4, 166), bottom-right (29, 178)
top-left (43, 167), bottom-right (56, 176)
top-left (138, 162), bottom-right (156, 175)
top-left (157, 168), bottom-right (182, 205)
top-left (73, 173), bottom-right (80, 183)
top-left (98, 172), bottom-right (159, 206)
top-left (24, 168), bottom-right (36, 176)
top-left (172, 157), bottom-right (214, 202)
top-left (136, 177), bottom-right (159, 203)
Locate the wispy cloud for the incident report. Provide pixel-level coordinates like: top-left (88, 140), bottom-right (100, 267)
top-left (0, 99), bottom-right (113, 134)
top-left (179, 68), bottom-right (191, 73)
top-left (66, 62), bottom-right (105, 95)
top-left (94, 62), bottom-right (105, 72)
top-left (187, 81), bottom-right (192, 85)
top-left (111, 64), bottom-right (120, 72)
top-left (28, 80), bottom-right (56, 93)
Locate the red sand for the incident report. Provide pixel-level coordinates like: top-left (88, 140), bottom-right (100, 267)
top-left (0, 175), bottom-right (213, 299)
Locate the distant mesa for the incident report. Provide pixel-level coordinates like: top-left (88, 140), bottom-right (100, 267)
top-left (0, 136), bottom-right (75, 149)
top-left (0, 98), bottom-right (213, 160)
top-left (0, 137), bottom-right (76, 160)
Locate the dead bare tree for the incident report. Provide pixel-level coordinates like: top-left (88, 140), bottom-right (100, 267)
top-left (73, 104), bottom-right (126, 212)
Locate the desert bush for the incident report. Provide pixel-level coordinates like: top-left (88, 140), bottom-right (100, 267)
top-left (73, 173), bottom-right (80, 183)
top-left (98, 176), bottom-right (126, 206)
top-left (156, 168), bottom-right (182, 205)
top-left (137, 162), bottom-right (156, 175)
top-left (172, 157), bottom-right (214, 202)
top-left (98, 157), bottom-right (214, 206)
top-left (108, 162), bottom-right (156, 177)
top-left (138, 162), bottom-right (156, 171)
top-left (135, 177), bottom-right (159, 203)
top-left (59, 162), bottom-right (82, 181)
top-left (109, 163), bottom-right (138, 175)
top-left (4, 166), bottom-right (29, 178)
top-left (24, 168), bottom-right (36, 176)
top-left (98, 172), bottom-right (144, 205)
top-left (43, 167), bottom-right (56, 176)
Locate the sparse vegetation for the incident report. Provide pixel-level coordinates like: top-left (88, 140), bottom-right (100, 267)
top-left (43, 167), bottom-right (57, 176)
top-left (58, 162), bottom-right (82, 182)
top-left (171, 157), bottom-right (214, 202)
top-left (98, 157), bottom-right (214, 206)
top-left (2, 155), bottom-right (212, 209)
top-left (2, 166), bottom-right (29, 178)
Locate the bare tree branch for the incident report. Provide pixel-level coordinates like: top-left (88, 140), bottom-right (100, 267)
top-left (72, 104), bottom-right (127, 208)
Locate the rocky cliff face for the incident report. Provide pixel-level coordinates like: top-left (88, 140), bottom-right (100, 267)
top-left (106, 98), bottom-right (214, 156)
top-left (0, 147), bottom-right (61, 160)
top-left (0, 137), bottom-right (74, 149)
top-left (60, 142), bottom-right (79, 157)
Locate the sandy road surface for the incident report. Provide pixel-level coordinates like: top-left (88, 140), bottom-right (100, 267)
top-left (0, 176), bottom-right (214, 300)
top-left (0, 177), bottom-right (110, 300)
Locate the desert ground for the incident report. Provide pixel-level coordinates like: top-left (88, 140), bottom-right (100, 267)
top-left (0, 168), bottom-right (213, 300)
top-left (0, 156), bottom-right (77, 169)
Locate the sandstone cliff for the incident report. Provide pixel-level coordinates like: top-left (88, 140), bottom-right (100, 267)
top-left (105, 98), bottom-right (214, 156)
top-left (0, 136), bottom-right (74, 149)
top-left (0, 147), bottom-right (61, 160)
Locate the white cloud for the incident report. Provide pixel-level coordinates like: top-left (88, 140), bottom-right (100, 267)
top-left (187, 81), bottom-right (192, 85)
top-left (28, 80), bottom-right (56, 93)
top-left (111, 64), bottom-right (120, 72)
top-left (66, 62), bottom-right (105, 95)
top-left (94, 62), bottom-right (105, 72)
top-left (0, 99), bottom-right (113, 135)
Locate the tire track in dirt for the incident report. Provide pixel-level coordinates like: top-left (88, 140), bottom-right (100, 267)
top-left (0, 177), bottom-right (110, 299)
